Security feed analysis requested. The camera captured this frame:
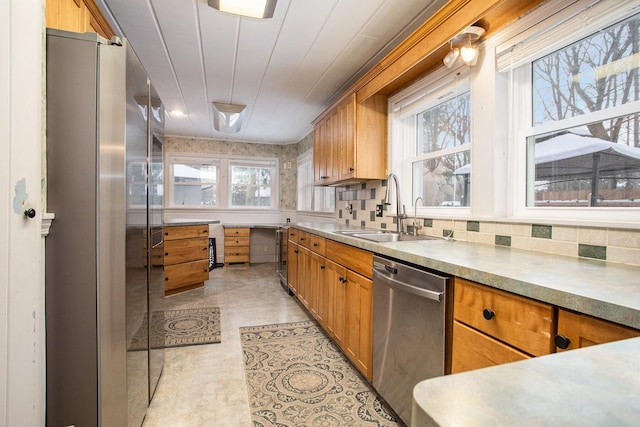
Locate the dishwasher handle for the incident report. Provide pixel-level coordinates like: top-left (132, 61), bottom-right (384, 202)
top-left (373, 267), bottom-right (444, 302)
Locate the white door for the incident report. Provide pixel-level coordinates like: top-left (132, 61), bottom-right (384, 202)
top-left (0, 1), bottom-right (45, 426)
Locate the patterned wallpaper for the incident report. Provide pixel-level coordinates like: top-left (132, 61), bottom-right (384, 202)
top-left (164, 136), bottom-right (306, 211)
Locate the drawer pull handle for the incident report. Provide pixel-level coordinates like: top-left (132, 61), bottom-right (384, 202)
top-left (202, 247), bottom-right (207, 251)
top-left (482, 308), bottom-right (495, 320)
top-left (554, 334), bottom-right (571, 350)
top-left (313, 243), bottom-right (318, 247)
top-left (164, 277), bottom-right (168, 281)
top-left (320, 265), bottom-right (325, 270)
top-left (165, 252), bottom-right (169, 256)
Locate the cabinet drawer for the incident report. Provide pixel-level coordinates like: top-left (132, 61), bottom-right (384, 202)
top-left (164, 237), bottom-right (208, 265)
top-left (287, 228), bottom-right (298, 242)
top-left (164, 224), bottom-right (209, 240)
top-left (451, 321), bottom-right (530, 374)
top-left (325, 239), bottom-right (373, 279)
top-left (453, 278), bottom-right (554, 357)
top-left (308, 234), bottom-right (326, 256)
top-left (224, 246), bottom-right (250, 256)
top-left (225, 236), bottom-right (250, 247)
top-left (225, 254), bottom-right (250, 264)
top-left (297, 231), bottom-right (310, 248)
top-left (164, 259), bottom-right (209, 291)
top-left (224, 227), bottom-right (250, 237)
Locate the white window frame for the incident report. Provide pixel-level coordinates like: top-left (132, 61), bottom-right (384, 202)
top-left (389, 66), bottom-right (473, 218)
top-left (504, 0), bottom-right (640, 225)
top-left (166, 152), bottom-right (279, 209)
top-left (297, 149), bottom-right (335, 213)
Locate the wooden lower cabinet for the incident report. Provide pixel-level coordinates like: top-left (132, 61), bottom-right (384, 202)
top-left (224, 227), bottom-right (250, 266)
top-left (163, 224), bottom-right (209, 295)
top-left (324, 258), bottom-right (347, 347)
top-left (345, 269), bottom-right (373, 380)
top-left (287, 241), bottom-right (299, 295)
top-left (287, 228), bottom-right (373, 381)
top-left (452, 278), bottom-right (554, 374)
top-left (555, 309), bottom-right (640, 351)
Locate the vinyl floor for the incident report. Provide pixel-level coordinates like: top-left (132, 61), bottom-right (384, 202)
top-left (142, 263), bottom-right (310, 426)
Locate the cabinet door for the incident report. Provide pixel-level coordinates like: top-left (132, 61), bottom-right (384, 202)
top-left (345, 269), bottom-right (373, 380)
top-left (308, 252), bottom-right (325, 321)
top-left (287, 242), bottom-right (299, 295)
top-left (324, 258), bottom-right (347, 346)
top-left (555, 309), bottom-right (640, 352)
top-left (313, 121), bottom-right (326, 183)
top-left (297, 246), bottom-right (310, 307)
top-left (338, 96), bottom-right (356, 180)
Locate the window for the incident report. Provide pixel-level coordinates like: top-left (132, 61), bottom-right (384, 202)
top-left (297, 150), bottom-right (335, 212)
top-left (507, 1), bottom-right (640, 217)
top-left (230, 159), bottom-right (276, 207)
top-left (166, 153), bottom-right (278, 209)
top-left (390, 70), bottom-right (472, 210)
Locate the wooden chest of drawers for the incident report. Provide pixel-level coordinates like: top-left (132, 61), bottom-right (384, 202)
top-left (451, 278), bottom-right (555, 373)
top-left (163, 224), bottom-right (210, 295)
top-left (224, 227), bottom-right (250, 266)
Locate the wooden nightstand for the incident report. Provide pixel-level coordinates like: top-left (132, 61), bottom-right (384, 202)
top-left (224, 227), bottom-right (250, 266)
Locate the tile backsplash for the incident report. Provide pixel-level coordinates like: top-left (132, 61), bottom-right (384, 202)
top-left (336, 180), bottom-right (640, 267)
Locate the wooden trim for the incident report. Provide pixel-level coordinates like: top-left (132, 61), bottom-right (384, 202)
top-left (83, 0), bottom-right (115, 39)
top-left (312, 0), bottom-right (545, 122)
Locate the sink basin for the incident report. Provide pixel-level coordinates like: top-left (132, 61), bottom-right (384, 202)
top-left (334, 229), bottom-right (439, 243)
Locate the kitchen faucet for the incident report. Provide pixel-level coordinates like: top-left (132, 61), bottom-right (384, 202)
top-left (413, 196), bottom-right (423, 236)
top-left (384, 173), bottom-right (407, 234)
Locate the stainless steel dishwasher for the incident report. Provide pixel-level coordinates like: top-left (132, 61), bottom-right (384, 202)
top-left (372, 255), bottom-right (450, 426)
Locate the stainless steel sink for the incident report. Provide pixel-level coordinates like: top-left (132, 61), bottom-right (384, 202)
top-left (333, 229), bottom-right (439, 242)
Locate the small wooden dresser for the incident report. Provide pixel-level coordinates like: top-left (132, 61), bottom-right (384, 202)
top-left (224, 227), bottom-right (250, 266)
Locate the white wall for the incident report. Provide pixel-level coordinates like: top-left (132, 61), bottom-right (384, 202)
top-left (0, 0), bottom-right (45, 426)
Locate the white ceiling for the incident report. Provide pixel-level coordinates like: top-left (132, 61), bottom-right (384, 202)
top-left (97, 0), bottom-right (447, 144)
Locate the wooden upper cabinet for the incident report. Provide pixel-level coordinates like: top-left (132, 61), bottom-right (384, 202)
top-left (313, 93), bottom-right (387, 185)
top-left (47, 0), bottom-right (114, 40)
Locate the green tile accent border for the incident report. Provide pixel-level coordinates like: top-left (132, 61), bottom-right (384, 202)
top-left (532, 224), bottom-right (552, 239)
top-left (579, 244), bottom-right (606, 260)
top-left (360, 200), bottom-right (366, 210)
top-left (495, 235), bottom-right (512, 247)
top-left (360, 221), bottom-right (366, 227)
top-left (370, 211), bottom-right (376, 222)
top-left (381, 222), bottom-right (387, 229)
top-left (443, 230), bottom-right (454, 238)
top-left (424, 218), bottom-right (433, 227)
top-left (467, 221), bottom-right (480, 232)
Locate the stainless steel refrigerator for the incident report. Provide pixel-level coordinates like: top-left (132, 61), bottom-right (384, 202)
top-left (45, 28), bottom-right (164, 427)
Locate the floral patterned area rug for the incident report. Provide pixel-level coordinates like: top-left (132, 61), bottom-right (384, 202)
top-left (240, 320), bottom-right (402, 426)
top-left (129, 307), bottom-right (221, 350)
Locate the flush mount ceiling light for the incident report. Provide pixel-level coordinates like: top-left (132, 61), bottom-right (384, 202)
top-left (212, 102), bottom-right (246, 133)
top-left (208, 0), bottom-right (277, 19)
top-left (443, 25), bottom-right (485, 68)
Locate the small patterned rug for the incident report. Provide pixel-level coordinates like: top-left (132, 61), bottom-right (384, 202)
top-left (129, 307), bottom-right (221, 350)
top-left (240, 320), bottom-right (401, 426)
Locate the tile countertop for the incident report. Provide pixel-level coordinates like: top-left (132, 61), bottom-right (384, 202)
top-left (293, 222), bottom-right (640, 426)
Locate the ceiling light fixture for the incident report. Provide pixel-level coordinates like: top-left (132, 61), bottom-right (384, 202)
top-left (208, 0), bottom-right (277, 19)
top-left (443, 25), bottom-right (485, 68)
top-left (212, 102), bottom-right (246, 133)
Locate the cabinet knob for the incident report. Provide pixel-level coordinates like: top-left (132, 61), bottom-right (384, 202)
top-left (554, 334), bottom-right (571, 350)
top-left (313, 243), bottom-right (318, 247)
top-left (320, 265), bottom-right (325, 270)
top-left (24, 208), bottom-right (36, 219)
top-left (482, 308), bottom-right (495, 320)
top-left (165, 252), bottom-right (169, 256)
top-left (349, 167), bottom-right (354, 172)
